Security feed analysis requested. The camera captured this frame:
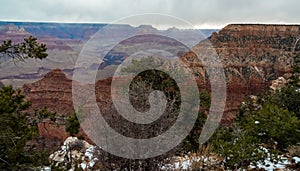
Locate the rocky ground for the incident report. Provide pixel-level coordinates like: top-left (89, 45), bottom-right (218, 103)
top-left (45, 137), bottom-right (300, 171)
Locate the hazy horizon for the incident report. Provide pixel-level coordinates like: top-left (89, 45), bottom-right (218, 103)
top-left (2, 20), bottom-right (300, 30)
top-left (1, 0), bottom-right (299, 29)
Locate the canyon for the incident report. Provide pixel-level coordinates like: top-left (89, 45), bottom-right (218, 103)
top-left (2, 22), bottom-right (300, 150)
top-left (0, 22), bottom-right (216, 87)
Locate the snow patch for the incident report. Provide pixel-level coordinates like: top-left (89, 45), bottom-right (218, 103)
top-left (49, 136), bottom-right (99, 170)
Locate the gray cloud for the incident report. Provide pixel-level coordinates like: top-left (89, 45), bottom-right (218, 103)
top-left (0, 0), bottom-right (299, 28)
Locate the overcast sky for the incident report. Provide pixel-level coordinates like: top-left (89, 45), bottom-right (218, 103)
top-left (1, 0), bottom-right (299, 29)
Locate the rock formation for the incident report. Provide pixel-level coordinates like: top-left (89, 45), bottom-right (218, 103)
top-left (182, 24), bottom-right (300, 124)
top-left (23, 68), bottom-right (74, 115)
top-left (270, 77), bottom-right (288, 92)
top-left (49, 137), bottom-right (99, 170)
top-left (23, 69), bottom-right (92, 150)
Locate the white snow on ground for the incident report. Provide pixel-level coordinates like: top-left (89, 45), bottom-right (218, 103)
top-left (80, 163), bottom-right (87, 170)
top-left (250, 147), bottom-right (300, 170)
top-left (49, 138), bottom-right (300, 170)
top-left (85, 146), bottom-right (97, 160)
top-left (250, 156), bottom-right (300, 171)
top-left (49, 137), bottom-right (99, 171)
top-left (162, 149), bottom-right (300, 170)
top-left (294, 156), bottom-right (300, 163)
top-left (161, 155), bottom-right (221, 170)
top-left (40, 166), bottom-right (51, 171)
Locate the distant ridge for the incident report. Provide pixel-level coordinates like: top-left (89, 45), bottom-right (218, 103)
top-left (227, 23), bottom-right (300, 26)
top-left (0, 21), bottom-right (107, 39)
top-left (0, 21), bottom-right (218, 40)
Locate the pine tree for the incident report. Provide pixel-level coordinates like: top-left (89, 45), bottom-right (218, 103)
top-left (0, 37), bottom-right (49, 169)
top-left (0, 36), bottom-right (47, 63)
top-left (0, 86), bottom-right (37, 169)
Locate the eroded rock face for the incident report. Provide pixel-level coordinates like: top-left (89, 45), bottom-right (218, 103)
top-left (23, 69), bottom-right (92, 150)
top-left (23, 68), bottom-right (74, 115)
top-left (182, 24), bottom-right (300, 124)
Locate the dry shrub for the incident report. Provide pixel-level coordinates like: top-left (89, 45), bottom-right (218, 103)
top-left (287, 145), bottom-right (300, 156)
top-left (190, 144), bottom-right (224, 170)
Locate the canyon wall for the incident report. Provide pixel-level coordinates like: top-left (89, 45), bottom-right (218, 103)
top-left (182, 24), bottom-right (300, 124)
top-left (22, 24), bottom-right (300, 148)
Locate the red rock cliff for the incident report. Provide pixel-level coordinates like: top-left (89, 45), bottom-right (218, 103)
top-left (22, 69), bottom-right (92, 150)
top-left (182, 24), bottom-right (300, 124)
